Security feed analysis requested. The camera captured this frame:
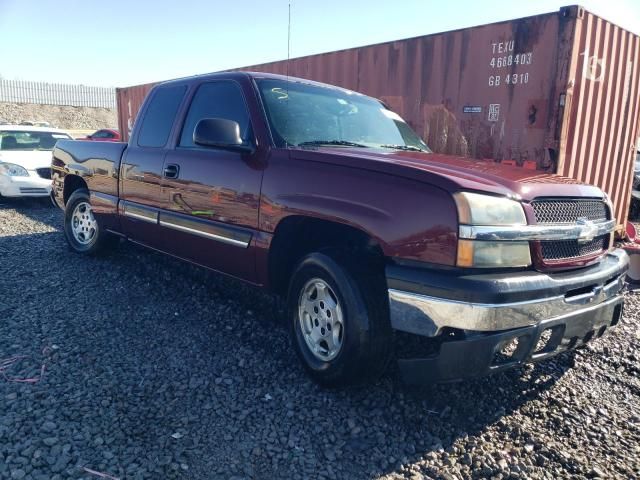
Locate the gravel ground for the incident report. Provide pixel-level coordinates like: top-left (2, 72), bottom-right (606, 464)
top-left (0, 103), bottom-right (117, 130)
top-left (0, 199), bottom-right (639, 480)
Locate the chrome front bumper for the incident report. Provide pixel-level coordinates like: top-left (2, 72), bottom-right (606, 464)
top-left (388, 249), bottom-right (629, 337)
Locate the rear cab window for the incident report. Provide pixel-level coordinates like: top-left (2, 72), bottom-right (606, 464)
top-left (137, 85), bottom-right (187, 148)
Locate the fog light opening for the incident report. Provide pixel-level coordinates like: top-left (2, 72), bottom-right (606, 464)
top-left (535, 329), bottom-right (553, 353)
top-left (493, 336), bottom-right (523, 365)
top-left (534, 325), bottom-right (563, 354)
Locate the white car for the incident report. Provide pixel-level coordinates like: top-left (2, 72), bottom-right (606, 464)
top-left (0, 125), bottom-right (73, 198)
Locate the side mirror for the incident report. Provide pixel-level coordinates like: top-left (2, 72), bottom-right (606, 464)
top-left (193, 118), bottom-right (253, 153)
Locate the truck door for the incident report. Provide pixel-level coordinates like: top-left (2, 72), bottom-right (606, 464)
top-left (159, 80), bottom-right (263, 282)
top-left (119, 85), bottom-right (187, 249)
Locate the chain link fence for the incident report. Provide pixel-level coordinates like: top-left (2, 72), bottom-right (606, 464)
top-left (0, 79), bottom-right (116, 109)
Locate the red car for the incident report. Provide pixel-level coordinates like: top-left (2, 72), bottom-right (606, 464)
top-left (79, 129), bottom-right (121, 142)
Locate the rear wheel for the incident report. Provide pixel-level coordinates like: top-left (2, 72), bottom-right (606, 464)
top-left (64, 189), bottom-right (116, 254)
top-left (288, 252), bottom-right (393, 387)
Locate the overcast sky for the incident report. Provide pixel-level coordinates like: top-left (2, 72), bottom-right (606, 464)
top-left (1, 0), bottom-right (639, 88)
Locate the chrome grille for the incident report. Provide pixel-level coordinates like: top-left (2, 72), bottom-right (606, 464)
top-left (532, 199), bottom-right (608, 224)
top-left (532, 199), bottom-right (609, 263)
top-left (541, 234), bottom-right (608, 261)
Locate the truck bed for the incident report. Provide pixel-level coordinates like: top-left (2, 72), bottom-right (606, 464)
top-left (52, 140), bottom-right (126, 201)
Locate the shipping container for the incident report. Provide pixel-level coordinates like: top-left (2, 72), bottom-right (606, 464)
top-left (116, 5), bottom-right (640, 232)
top-left (116, 80), bottom-right (155, 139)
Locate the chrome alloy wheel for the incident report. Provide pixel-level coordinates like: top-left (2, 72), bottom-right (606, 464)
top-left (298, 278), bottom-right (344, 361)
top-left (71, 201), bottom-right (98, 245)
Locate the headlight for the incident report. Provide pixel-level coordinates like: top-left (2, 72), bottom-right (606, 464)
top-left (454, 192), bottom-right (526, 225)
top-left (454, 192), bottom-right (530, 268)
top-left (0, 163), bottom-right (29, 177)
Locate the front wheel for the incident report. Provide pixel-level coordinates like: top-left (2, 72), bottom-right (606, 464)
top-left (287, 252), bottom-right (393, 387)
top-left (64, 189), bottom-right (116, 254)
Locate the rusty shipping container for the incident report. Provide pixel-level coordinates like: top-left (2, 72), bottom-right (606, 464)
top-left (116, 5), bottom-right (640, 231)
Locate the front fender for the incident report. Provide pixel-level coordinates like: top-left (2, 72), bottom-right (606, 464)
top-left (260, 152), bottom-right (458, 266)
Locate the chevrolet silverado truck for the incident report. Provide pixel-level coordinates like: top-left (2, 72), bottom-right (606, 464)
top-left (51, 72), bottom-right (629, 386)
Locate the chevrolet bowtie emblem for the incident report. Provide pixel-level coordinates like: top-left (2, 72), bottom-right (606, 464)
top-left (576, 217), bottom-right (598, 244)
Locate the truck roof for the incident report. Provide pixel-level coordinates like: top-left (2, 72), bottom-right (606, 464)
top-left (157, 71), bottom-right (365, 97)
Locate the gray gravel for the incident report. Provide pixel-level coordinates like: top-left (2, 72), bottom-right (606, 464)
top-left (1, 199), bottom-right (639, 480)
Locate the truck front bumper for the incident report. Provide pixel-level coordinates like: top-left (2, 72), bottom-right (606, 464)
top-left (387, 249), bottom-right (629, 384)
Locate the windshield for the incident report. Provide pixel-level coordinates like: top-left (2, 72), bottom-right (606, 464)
top-left (257, 79), bottom-right (430, 152)
top-left (0, 131), bottom-right (71, 151)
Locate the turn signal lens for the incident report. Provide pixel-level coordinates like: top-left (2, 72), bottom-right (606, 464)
top-left (457, 240), bottom-right (531, 268)
top-left (457, 239), bottom-right (475, 267)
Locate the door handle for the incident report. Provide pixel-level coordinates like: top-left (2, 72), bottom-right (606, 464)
top-left (163, 164), bottom-right (180, 179)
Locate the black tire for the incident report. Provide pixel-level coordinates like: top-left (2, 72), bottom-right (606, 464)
top-left (287, 251), bottom-right (393, 387)
top-left (64, 189), bottom-right (117, 254)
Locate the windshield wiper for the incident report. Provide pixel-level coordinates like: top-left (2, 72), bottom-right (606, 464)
top-left (379, 144), bottom-right (427, 152)
top-left (297, 140), bottom-right (368, 148)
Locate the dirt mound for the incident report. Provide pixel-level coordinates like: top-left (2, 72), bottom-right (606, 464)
top-left (0, 102), bottom-right (117, 130)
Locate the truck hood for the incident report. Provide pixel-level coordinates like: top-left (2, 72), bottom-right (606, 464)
top-left (0, 150), bottom-right (53, 170)
top-left (293, 147), bottom-right (604, 200)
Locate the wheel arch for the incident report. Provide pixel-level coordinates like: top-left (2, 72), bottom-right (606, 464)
top-left (63, 174), bottom-right (88, 206)
top-left (267, 215), bottom-right (386, 296)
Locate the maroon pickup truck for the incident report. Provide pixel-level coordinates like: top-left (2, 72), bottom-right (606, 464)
top-left (51, 72), bottom-right (629, 386)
